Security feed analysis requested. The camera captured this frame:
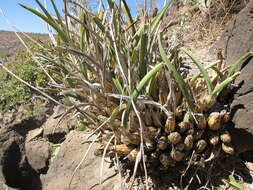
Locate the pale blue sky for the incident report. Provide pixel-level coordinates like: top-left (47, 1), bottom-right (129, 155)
top-left (0, 0), bottom-right (165, 33)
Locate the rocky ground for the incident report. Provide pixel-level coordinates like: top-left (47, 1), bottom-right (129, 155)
top-left (1, 1), bottom-right (253, 190)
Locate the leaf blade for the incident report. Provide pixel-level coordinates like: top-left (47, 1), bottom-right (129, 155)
top-left (159, 35), bottom-right (195, 110)
top-left (182, 48), bottom-right (213, 95)
top-left (19, 3), bottom-right (68, 43)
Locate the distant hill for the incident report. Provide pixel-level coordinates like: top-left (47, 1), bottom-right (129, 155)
top-left (0, 30), bottom-right (48, 59)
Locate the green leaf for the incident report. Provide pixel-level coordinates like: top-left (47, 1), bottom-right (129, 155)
top-left (51, 144), bottom-right (61, 161)
top-left (190, 60), bottom-right (220, 83)
top-left (135, 0), bottom-right (172, 37)
top-left (228, 175), bottom-right (245, 190)
top-left (209, 65), bottom-right (225, 79)
top-left (123, 62), bottom-right (165, 125)
top-left (228, 52), bottom-right (253, 77)
top-left (80, 11), bottom-right (86, 51)
top-left (159, 35), bottom-right (194, 110)
top-left (93, 16), bottom-right (106, 33)
top-left (212, 72), bottom-right (240, 96)
top-left (109, 104), bottom-right (127, 140)
top-left (132, 63), bottom-right (164, 99)
top-left (121, 0), bottom-right (136, 34)
top-left (213, 187), bottom-right (224, 190)
top-left (112, 77), bottom-right (125, 95)
top-left (150, 0), bottom-right (173, 34)
top-left (107, 0), bottom-right (115, 10)
top-left (77, 119), bottom-right (87, 131)
top-left (205, 0), bottom-right (213, 8)
top-left (19, 3), bottom-right (68, 43)
top-left (182, 48), bottom-right (213, 95)
top-left (50, 0), bottom-right (65, 29)
top-left (45, 88), bottom-right (61, 93)
top-left (146, 72), bottom-right (158, 94)
top-left (35, 0), bottom-right (56, 23)
top-left (139, 32), bottom-right (148, 79)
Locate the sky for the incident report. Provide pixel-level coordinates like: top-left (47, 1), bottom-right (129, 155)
top-left (0, 0), bottom-right (166, 33)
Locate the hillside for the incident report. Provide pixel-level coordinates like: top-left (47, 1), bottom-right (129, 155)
top-left (0, 30), bottom-right (48, 59)
top-left (0, 30), bottom-right (50, 111)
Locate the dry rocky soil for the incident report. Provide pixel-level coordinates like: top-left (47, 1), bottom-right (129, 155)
top-left (1, 1), bottom-right (253, 189)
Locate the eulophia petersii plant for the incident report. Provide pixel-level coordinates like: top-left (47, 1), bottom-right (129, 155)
top-left (12, 0), bottom-right (253, 188)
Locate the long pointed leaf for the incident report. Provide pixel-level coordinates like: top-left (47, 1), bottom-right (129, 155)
top-left (182, 48), bottom-right (213, 95)
top-left (50, 0), bottom-right (65, 28)
top-left (212, 72), bottom-right (240, 96)
top-left (228, 175), bottom-right (245, 190)
top-left (190, 60), bottom-right (220, 83)
top-left (80, 11), bottom-right (86, 51)
top-left (121, 0), bottom-right (136, 34)
top-left (112, 77), bottom-right (125, 95)
top-left (19, 4), bottom-right (68, 43)
top-left (159, 36), bottom-right (194, 110)
top-left (135, 0), bottom-right (172, 37)
top-left (139, 32), bottom-right (148, 79)
top-left (35, 0), bottom-right (56, 24)
top-left (150, 0), bottom-right (172, 34)
top-left (107, 0), bottom-right (115, 10)
top-left (93, 15), bottom-right (105, 32)
top-left (123, 62), bottom-right (165, 125)
top-left (228, 52), bottom-right (253, 77)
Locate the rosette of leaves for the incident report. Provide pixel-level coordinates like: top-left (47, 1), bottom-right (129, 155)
top-left (19, 0), bottom-right (253, 188)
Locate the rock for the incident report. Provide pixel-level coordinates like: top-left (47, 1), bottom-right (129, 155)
top-left (0, 127), bottom-right (23, 189)
top-left (25, 138), bottom-right (52, 173)
top-left (215, 0), bottom-right (253, 153)
top-left (0, 124), bottom-right (23, 187)
top-left (0, 105), bottom-right (50, 190)
top-left (244, 183), bottom-right (253, 189)
top-left (0, 126), bottom-right (42, 190)
top-left (41, 131), bottom-right (120, 190)
top-left (0, 182), bottom-right (18, 190)
top-left (0, 103), bottom-right (51, 129)
top-left (26, 128), bottom-right (44, 142)
top-left (42, 105), bottom-right (75, 144)
top-left (0, 110), bottom-right (16, 126)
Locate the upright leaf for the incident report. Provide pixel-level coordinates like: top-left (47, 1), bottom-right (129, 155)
top-left (50, 0), bottom-right (65, 28)
top-left (121, 0), bottom-right (136, 34)
top-left (182, 48), bottom-right (212, 95)
top-left (139, 32), bottom-right (148, 79)
top-left (159, 35), bottom-right (194, 110)
top-left (228, 52), bottom-right (253, 77)
top-left (19, 4), bottom-right (68, 43)
top-left (150, 0), bottom-right (173, 34)
top-left (123, 62), bottom-right (165, 125)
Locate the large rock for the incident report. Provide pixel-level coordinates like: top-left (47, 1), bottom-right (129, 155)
top-left (0, 126), bottom-right (23, 190)
top-left (0, 105), bottom-right (51, 190)
top-left (25, 137), bottom-right (52, 173)
top-left (42, 105), bottom-right (75, 144)
top-left (41, 131), bottom-right (120, 190)
top-left (215, 0), bottom-right (253, 153)
top-left (0, 124), bottom-right (41, 190)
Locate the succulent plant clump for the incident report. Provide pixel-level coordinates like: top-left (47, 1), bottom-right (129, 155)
top-left (17, 0), bottom-right (253, 188)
